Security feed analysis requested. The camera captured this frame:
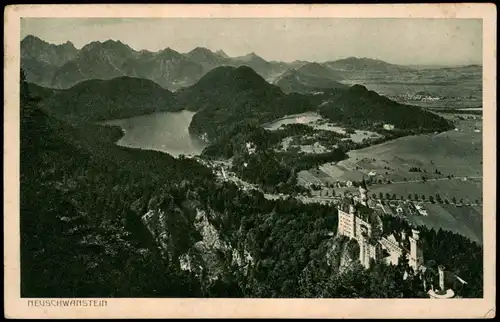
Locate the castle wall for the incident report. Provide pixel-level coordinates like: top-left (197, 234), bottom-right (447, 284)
top-left (338, 209), bottom-right (356, 239)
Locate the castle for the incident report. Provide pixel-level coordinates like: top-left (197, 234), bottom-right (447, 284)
top-left (337, 179), bottom-right (424, 271)
top-left (336, 180), bottom-right (466, 298)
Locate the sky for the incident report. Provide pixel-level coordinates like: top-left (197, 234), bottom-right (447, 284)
top-left (21, 18), bottom-right (482, 65)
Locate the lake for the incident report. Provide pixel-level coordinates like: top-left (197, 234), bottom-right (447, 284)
top-left (101, 111), bottom-right (207, 158)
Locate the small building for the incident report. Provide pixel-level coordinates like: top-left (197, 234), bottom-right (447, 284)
top-left (383, 124), bottom-right (395, 131)
top-left (245, 142), bottom-right (257, 155)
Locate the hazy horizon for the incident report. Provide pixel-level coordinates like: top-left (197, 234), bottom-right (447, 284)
top-left (21, 18), bottom-right (482, 66)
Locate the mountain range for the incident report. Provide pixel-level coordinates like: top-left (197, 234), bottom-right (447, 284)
top-left (22, 35), bottom-right (422, 92)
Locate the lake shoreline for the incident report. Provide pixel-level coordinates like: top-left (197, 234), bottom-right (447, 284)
top-left (99, 111), bottom-right (207, 158)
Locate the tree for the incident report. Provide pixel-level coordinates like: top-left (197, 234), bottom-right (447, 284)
top-left (408, 194), bottom-right (412, 200)
top-left (414, 194), bottom-right (419, 201)
top-left (429, 196), bottom-right (435, 203)
top-left (452, 196), bottom-right (457, 204)
top-left (20, 68), bottom-right (30, 104)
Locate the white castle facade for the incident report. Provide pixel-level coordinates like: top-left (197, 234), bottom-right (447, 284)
top-left (337, 181), bottom-right (424, 271)
top-left (336, 181), bottom-right (466, 298)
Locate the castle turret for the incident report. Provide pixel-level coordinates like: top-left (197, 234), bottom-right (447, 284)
top-left (409, 229), bottom-right (424, 271)
top-left (438, 265), bottom-right (445, 292)
top-left (359, 178), bottom-right (368, 206)
top-left (359, 232), bottom-right (370, 269)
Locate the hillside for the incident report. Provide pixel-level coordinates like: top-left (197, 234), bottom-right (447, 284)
top-left (185, 47), bottom-right (232, 72)
top-left (317, 84), bottom-right (454, 132)
top-left (21, 58), bottom-right (60, 88)
top-left (274, 69), bottom-right (348, 94)
top-left (21, 35), bottom-right (79, 86)
top-left (176, 66), bottom-right (314, 141)
top-left (39, 76), bottom-right (176, 122)
top-left (121, 48), bottom-right (205, 90)
top-left (21, 35), bottom-right (78, 66)
top-left (51, 40), bottom-right (138, 89)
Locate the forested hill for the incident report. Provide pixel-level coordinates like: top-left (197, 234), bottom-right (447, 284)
top-left (176, 66), bottom-right (453, 143)
top-left (38, 76), bottom-right (176, 123)
top-left (180, 66), bottom-right (314, 141)
top-left (316, 85), bottom-right (454, 132)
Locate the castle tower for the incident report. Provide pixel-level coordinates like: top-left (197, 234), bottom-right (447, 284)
top-left (359, 233), bottom-right (370, 269)
top-left (359, 177), bottom-right (368, 206)
top-left (409, 229), bottom-right (424, 271)
top-left (349, 202), bottom-right (356, 239)
top-left (438, 265), bottom-right (445, 292)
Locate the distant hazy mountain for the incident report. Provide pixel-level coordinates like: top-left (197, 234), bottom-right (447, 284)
top-left (274, 69), bottom-right (348, 94)
top-left (121, 47), bottom-right (205, 90)
top-left (215, 49), bottom-right (229, 58)
top-left (51, 40), bottom-right (137, 89)
top-left (231, 52), bottom-right (274, 77)
top-left (324, 57), bottom-right (414, 73)
top-left (21, 58), bottom-right (60, 88)
top-left (39, 76), bottom-right (175, 122)
top-left (21, 35), bottom-right (78, 86)
top-left (184, 47), bottom-right (233, 75)
top-left (21, 35), bottom-right (78, 66)
top-left (23, 36), bottom-right (448, 93)
top-left (296, 62), bottom-right (344, 81)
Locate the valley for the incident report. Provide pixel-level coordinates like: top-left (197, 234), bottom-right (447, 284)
top-left (19, 32), bottom-right (484, 300)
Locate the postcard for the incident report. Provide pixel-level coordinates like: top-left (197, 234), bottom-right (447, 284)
top-left (4, 3), bottom-right (496, 319)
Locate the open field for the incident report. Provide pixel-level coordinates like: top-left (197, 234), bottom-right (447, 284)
top-left (262, 112), bottom-right (381, 143)
top-left (296, 116), bottom-right (483, 244)
top-left (361, 179), bottom-right (482, 203)
top-left (407, 204), bottom-right (483, 245)
top-left (299, 118), bottom-right (482, 185)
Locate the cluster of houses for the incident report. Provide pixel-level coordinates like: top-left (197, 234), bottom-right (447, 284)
top-left (336, 181), bottom-right (467, 298)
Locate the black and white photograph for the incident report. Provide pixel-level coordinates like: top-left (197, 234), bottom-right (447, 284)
top-left (4, 4), bottom-right (496, 319)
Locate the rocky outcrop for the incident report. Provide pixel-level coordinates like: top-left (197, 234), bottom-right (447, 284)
top-left (325, 236), bottom-right (360, 274)
top-left (141, 204), bottom-right (253, 282)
